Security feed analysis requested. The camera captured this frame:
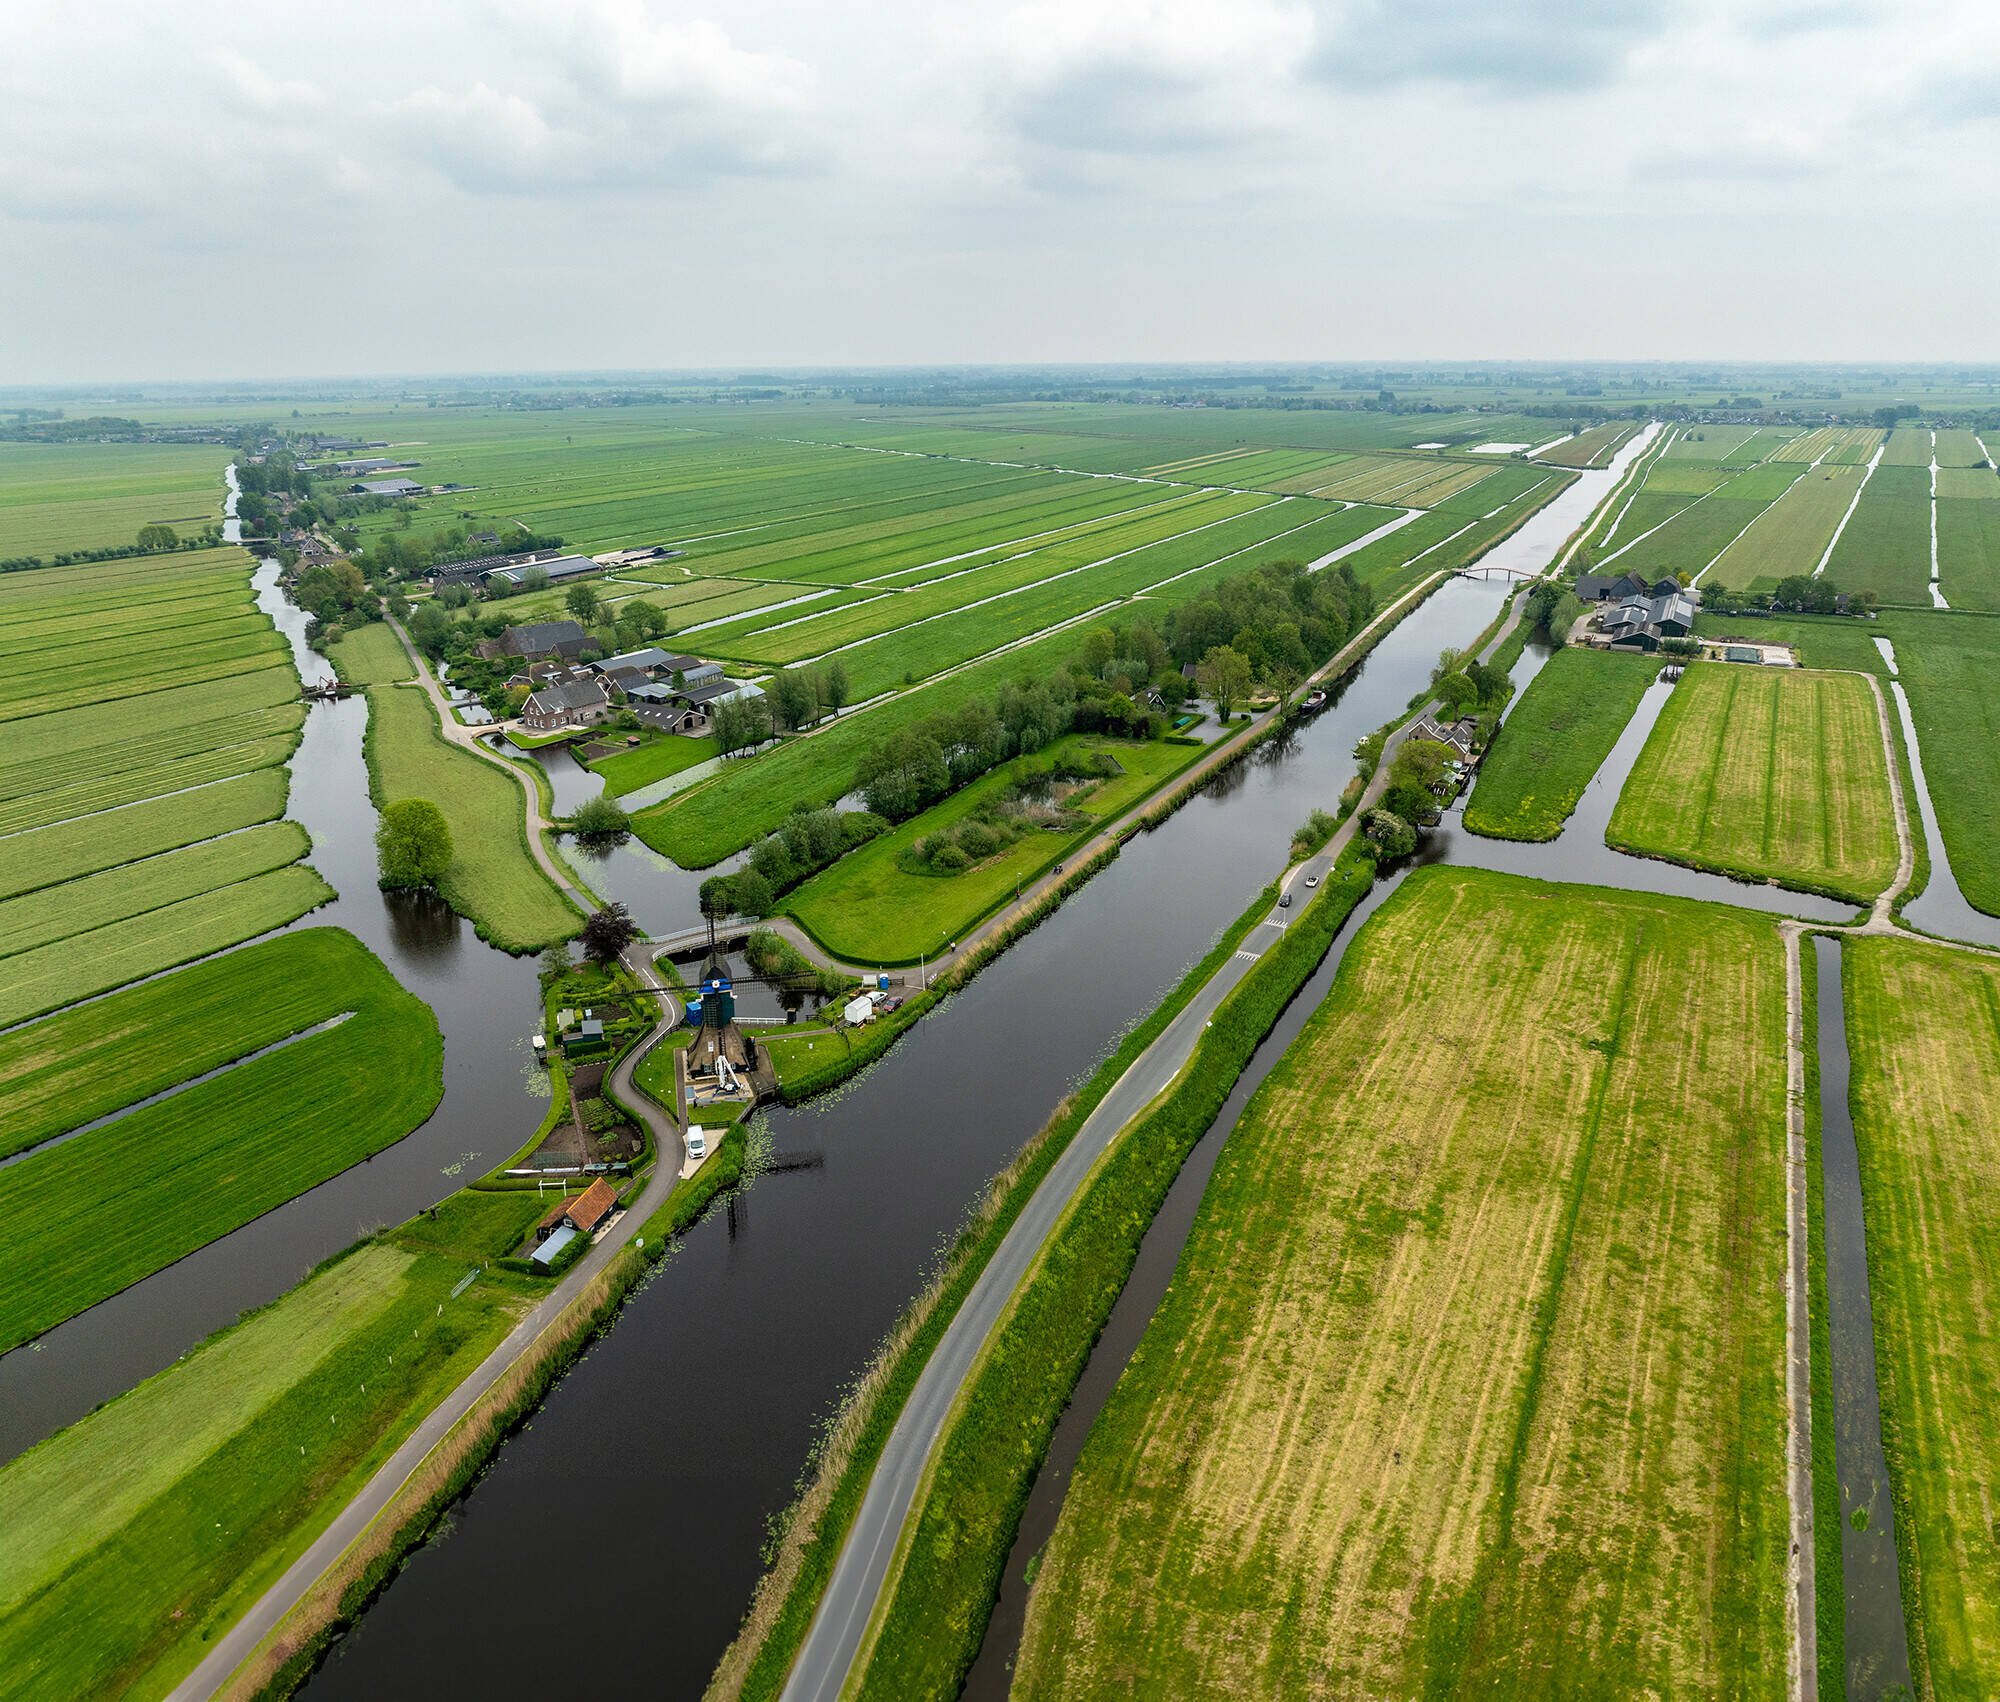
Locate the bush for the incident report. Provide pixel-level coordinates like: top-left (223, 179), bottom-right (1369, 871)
top-left (572, 794), bottom-right (631, 836)
top-left (376, 798), bottom-right (452, 890)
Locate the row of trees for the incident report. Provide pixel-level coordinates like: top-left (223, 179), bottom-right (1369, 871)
top-left (699, 807), bottom-right (884, 918)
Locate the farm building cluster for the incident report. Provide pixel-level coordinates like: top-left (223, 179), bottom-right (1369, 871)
top-left (483, 632), bottom-right (764, 733)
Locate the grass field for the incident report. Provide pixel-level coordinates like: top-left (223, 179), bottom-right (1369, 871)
top-left (0, 1219), bottom-right (537, 1700)
top-left (1704, 463), bottom-right (1865, 589)
top-left (362, 683), bottom-right (577, 950)
top-left (1883, 428), bottom-right (1936, 467)
top-left (784, 735), bottom-right (1199, 962)
top-left (0, 441), bottom-right (228, 556)
top-left (1464, 648), bottom-right (1657, 839)
top-left (1533, 420), bottom-right (1637, 468)
top-left (1936, 497), bottom-right (2000, 612)
top-left (584, 731), bottom-right (718, 796)
top-left (1887, 611), bottom-right (2000, 913)
top-left (1665, 425), bottom-right (1760, 461)
top-left (1843, 936), bottom-right (2000, 1699)
top-left (1015, 868), bottom-right (1791, 1698)
top-left (1826, 465), bottom-right (1933, 604)
top-left (0, 927), bottom-right (442, 1353)
top-left (0, 768), bottom-right (287, 901)
top-left (1601, 463), bottom-right (1800, 582)
top-left (328, 619), bottom-right (415, 685)
top-left (1608, 664), bottom-right (1898, 903)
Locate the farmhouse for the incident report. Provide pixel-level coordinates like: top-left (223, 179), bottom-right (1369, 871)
top-left (483, 620), bottom-right (590, 662)
top-left (521, 673), bottom-right (614, 732)
top-left (1575, 571), bottom-right (1683, 602)
top-left (1407, 714), bottom-right (1479, 761)
top-left (482, 553), bottom-right (601, 590)
top-left (1601, 588), bottom-right (1698, 652)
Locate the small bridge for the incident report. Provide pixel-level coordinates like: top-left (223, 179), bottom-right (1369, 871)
top-left (1454, 563), bottom-right (1542, 581)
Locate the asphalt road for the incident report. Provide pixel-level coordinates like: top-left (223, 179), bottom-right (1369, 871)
top-left (166, 985), bottom-right (684, 1702)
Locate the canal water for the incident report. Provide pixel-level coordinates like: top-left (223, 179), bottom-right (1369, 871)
top-left (1812, 936), bottom-right (1915, 1701)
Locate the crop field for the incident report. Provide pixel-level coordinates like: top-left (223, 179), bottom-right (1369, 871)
top-left (0, 440), bottom-right (228, 556)
top-left (1932, 428), bottom-right (1987, 468)
top-left (1703, 463), bottom-right (1865, 589)
top-left (785, 734), bottom-right (1200, 962)
top-left (1608, 664), bottom-right (1897, 903)
top-left (1888, 611), bottom-right (2000, 911)
top-left (1825, 465), bottom-right (1934, 603)
top-left (1599, 478), bottom-right (1789, 581)
top-left (1937, 498), bottom-right (2000, 611)
top-left (1533, 420), bottom-right (1638, 467)
top-left (362, 682), bottom-right (578, 950)
top-left (1015, 869), bottom-right (1791, 1699)
top-left (1883, 428), bottom-right (1936, 467)
top-left (0, 1230), bottom-right (534, 1700)
top-left (1430, 462), bottom-right (1553, 513)
top-left (1936, 466), bottom-right (2000, 499)
top-left (0, 768), bottom-right (286, 901)
top-left (1464, 648), bottom-right (1658, 839)
top-left (1842, 936), bottom-right (2000, 1698)
top-left (0, 926), bottom-right (442, 1353)
top-left (1773, 425), bottom-right (1879, 463)
top-left (1595, 459), bottom-right (1734, 550)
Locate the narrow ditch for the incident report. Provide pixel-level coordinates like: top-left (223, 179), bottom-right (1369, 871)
top-left (1811, 934), bottom-right (1915, 1700)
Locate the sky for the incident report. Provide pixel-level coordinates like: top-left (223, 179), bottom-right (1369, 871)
top-left (3, 0), bottom-right (1998, 383)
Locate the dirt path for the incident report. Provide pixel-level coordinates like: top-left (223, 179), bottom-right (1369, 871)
top-left (1860, 673), bottom-right (1916, 929)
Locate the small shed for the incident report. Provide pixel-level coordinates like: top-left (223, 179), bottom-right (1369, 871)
top-left (561, 1018), bottom-right (608, 1057)
top-left (1724, 645), bottom-right (1763, 665)
top-left (530, 1224), bottom-right (579, 1267)
top-left (843, 994), bottom-right (875, 1026)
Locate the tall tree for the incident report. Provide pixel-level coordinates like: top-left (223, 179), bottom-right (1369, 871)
top-left (375, 798), bottom-right (453, 890)
top-left (1196, 644), bottom-right (1253, 720)
top-left (565, 583), bottom-right (601, 625)
top-left (579, 902), bottom-right (640, 964)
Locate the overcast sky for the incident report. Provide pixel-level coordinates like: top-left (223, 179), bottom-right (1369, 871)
top-left (4, 0), bottom-right (1998, 383)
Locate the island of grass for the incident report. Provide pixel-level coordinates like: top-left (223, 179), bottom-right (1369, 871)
top-left (783, 733), bottom-right (1199, 963)
top-left (1886, 611), bottom-right (2000, 917)
top-left (1607, 662), bottom-right (1898, 905)
top-left (0, 928), bottom-right (444, 1354)
top-left (326, 618), bottom-right (414, 686)
top-left (361, 682), bottom-right (578, 951)
top-left (1014, 867), bottom-right (1792, 1698)
top-left (1463, 647), bottom-right (1657, 840)
top-left (1843, 935), bottom-right (2000, 1697)
top-left (0, 1195), bottom-right (546, 1701)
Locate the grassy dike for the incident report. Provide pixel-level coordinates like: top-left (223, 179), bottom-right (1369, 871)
top-left (707, 845), bottom-right (1378, 1702)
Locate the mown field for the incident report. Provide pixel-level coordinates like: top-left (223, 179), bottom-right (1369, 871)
top-left (1826, 464), bottom-right (1934, 604)
top-left (1015, 868), bottom-right (1791, 1698)
top-left (1888, 611), bottom-right (2000, 914)
top-left (1464, 648), bottom-right (1658, 839)
top-left (1936, 491), bottom-right (2000, 613)
top-left (1533, 420), bottom-right (1637, 468)
top-left (1704, 463), bottom-right (1866, 589)
top-left (0, 928), bottom-right (442, 1354)
top-left (1601, 463), bottom-right (1801, 582)
top-left (1608, 664), bottom-right (1898, 904)
top-left (1883, 428), bottom-right (1937, 467)
top-left (1843, 936), bottom-right (2000, 1699)
top-left (785, 734), bottom-right (1200, 962)
top-left (584, 730), bottom-right (718, 796)
top-left (362, 682), bottom-right (578, 950)
top-left (327, 618), bottom-right (414, 685)
top-left (0, 440), bottom-right (228, 556)
top-left (0, 1214), bottom-right (539, 1701)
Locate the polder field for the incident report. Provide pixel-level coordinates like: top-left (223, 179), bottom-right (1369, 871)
top-left (0, 928), bottom-right (442, 1355)
top-left (0, 440), bottom-right (228, 557)
top-left (1013, 869), bottom-right (1792, 1699)
top-left (1607, 663), bottom-right (1898, 905)
top-left (1843, 936), bottom-right (2000, 1699)
top-left (1882, 611), bottom-right (2000, 915)
top-left (1464, 647), bottom-right (1658, 840)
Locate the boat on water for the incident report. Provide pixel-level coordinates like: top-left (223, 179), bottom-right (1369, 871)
top-left (1300, 689), bottom-right (1328, 711)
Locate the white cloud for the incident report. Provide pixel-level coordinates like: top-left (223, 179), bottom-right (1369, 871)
top-left (214, 49), bottom-right (325, 114)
